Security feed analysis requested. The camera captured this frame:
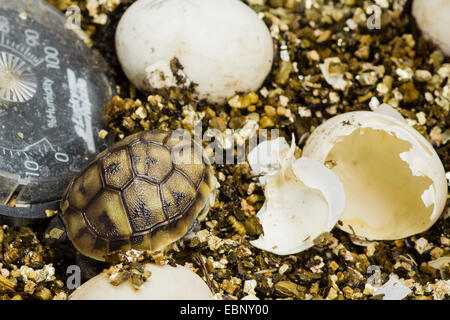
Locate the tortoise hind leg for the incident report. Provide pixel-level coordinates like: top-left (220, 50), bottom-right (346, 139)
top-left (183, 201), bottom-right (210, 241)
top-left (184, 219), bottom-right (200, 240)
top-left (45, 216), bottom-right (105, 283)
top-left (197, 200), bottom-right (210, 222)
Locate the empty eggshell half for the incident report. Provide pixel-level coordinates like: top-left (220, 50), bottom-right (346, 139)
top-left (115, 0), bottom-right (274, 104)
top-left (303, 105), bottom-right (448, 240)
top-left (69, 264), bottom-right (214, 300)
top-left (248, 138), bottom-right (346, 255)
top-left (412, 0), bottom-right (450, 56)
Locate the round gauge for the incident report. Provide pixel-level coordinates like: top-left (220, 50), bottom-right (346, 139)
top-left (0, 0), bottom-right (114, 225)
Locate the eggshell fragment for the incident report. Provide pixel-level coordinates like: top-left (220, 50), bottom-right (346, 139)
top-left (373, 275), bottom-right (412, 300)
top-left (248, 138), bottom-right (346, 255)
top-left (428, 256), bottom-right (450, 279)
top-left (303, 105), bottom-right (447, 240)
top-left (115, 0), bottom-right (274, 104)
top-left (69, 264), bottom-right (213, 300)
top-left (247, 137), bottom-right (290, 185)
top-left (412, 0), bottom-right (450, 56)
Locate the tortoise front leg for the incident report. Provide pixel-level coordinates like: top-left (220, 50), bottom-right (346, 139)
top-left (45, 216), bottom-right (106, 283)
top-left (75, 252), bottom-right (108, 283)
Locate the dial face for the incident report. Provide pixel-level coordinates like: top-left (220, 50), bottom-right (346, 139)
top-left (0, 51), bottom-right (38, 103)
top-left (0, 4), bottom-right (113, 224)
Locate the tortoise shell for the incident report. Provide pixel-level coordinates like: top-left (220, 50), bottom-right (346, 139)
top-left (60, 130), bottom-right (212, 261)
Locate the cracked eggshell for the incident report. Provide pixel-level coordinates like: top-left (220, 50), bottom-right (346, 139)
top-left (412, 0), bottom-right (450, 56)
top-left (247, 137), bottom-right (291, 185)
top-left (303, 106), bottom-right (447, 241)
top-left (69, 264), bottom-right (213, 300)
top-left (248, 138), bottom-right (346, 255)
top-left (115, 0), bottom-right (274, 104)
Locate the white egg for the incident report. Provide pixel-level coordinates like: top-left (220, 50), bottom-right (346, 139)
top-left (412, 0), bottom-right (450, 56)
top-left (69, 264), bottom-right (214, 300)
top-left (303, 105), bottom-right (448, 241)
top-left (115, 0), bottom-right (274, 104)
top-left (247, 138), bottom-right (346, 255)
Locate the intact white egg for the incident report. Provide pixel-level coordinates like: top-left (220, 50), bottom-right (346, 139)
top-left (247, 138), bottom-right (346, 255)
top-left (303, 105), bottom-right (448, 241)
top-left (115, 0), bottom-right (274, 104)
top-left (412, 0), bottom-right (450, 56)
top-left (69, 264), bottom-right (214, 300)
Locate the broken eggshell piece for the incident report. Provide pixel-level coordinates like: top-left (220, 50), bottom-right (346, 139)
top-left (248, 138), bottom-right (346, 255)
top-left (303, 105), bottom-right (447, 240)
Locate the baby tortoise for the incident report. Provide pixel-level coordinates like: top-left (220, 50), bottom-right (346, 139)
top-left (55, 130), bottom-right (213, 262)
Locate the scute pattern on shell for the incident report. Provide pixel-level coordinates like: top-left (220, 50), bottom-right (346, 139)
top-left (60, 130), bottom-right (212, 261)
